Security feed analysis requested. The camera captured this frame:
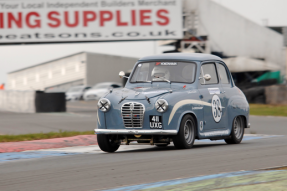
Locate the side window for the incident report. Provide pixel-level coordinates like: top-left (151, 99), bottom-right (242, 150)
top-left (200, 63), bottom-right (218, 85)
top-left (217, 64), bottom-right (230, 84)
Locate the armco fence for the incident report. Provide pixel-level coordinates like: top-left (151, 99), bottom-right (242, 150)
top-left (0, 90), bottom-right (66, 113)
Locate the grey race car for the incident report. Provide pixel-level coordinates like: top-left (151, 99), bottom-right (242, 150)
top-left (95, 53), bottom-right (250, 152)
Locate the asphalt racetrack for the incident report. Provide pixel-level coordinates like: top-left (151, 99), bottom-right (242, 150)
top-left (0, 102), bottom-right (287, 190)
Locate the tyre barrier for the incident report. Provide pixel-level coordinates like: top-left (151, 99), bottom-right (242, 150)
top-left (237, 79), bottom-right (277, 90)
top-left (35, 91), bottom-right (66, 112)
top-left (242, 87), bottom-right (266, 104)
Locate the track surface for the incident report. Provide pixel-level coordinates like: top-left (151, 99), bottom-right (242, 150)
top-left (0, 117), bottom-right (287, 191)
top-left (0, 101), bottom-right (98, 135)
top-left (0, 102), bottom-right (287, 191)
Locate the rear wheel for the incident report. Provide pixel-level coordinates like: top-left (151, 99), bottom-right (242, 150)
top-left (97, 134), bottom-right (120, 152)
top-left (173, 115), bottom-right (196, 149)
top-left (225, 116), bottom-right (245, 144)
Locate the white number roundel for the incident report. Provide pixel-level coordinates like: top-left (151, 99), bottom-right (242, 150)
top-left (212, 95), bottom-right (223, 122)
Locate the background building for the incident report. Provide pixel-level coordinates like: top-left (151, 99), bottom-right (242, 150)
top-left (6, 52), bottom-right (138, 91)
top-left (161, 0), bottom-right (286, 83)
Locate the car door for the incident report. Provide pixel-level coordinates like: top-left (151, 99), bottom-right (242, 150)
top-left (198, 62), bottom-right (226, 131)
top-left (215, 62), bottom-right (230, 129)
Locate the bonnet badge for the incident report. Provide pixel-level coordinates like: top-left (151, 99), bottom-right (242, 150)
top-left (130, 103), bottom-right (134, 110)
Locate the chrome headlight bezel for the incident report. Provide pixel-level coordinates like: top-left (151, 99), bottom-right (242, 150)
top-left (97, 98), bottom-right (111, 112)
top-left (155, 99), bottom-right (168, 113)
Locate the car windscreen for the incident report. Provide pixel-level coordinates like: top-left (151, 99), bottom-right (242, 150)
top-left (130, 62), bottom-right (196, 83)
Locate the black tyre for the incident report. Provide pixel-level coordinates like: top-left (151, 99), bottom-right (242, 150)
top-left (173, 115), bottom-right (196, 149)
top-left (97, 134), bottom-right (120, 153)
top-left (225, 116), bottom-right (245, 144)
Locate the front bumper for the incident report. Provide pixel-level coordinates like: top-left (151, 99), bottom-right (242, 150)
top-left (94, 129), bottom-right (177, 135)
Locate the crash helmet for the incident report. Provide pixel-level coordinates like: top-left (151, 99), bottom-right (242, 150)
top-left (151, 66), bottom-right (170, 81)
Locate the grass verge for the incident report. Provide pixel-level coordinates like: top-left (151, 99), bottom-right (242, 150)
top-left (0, 130), bottom-right (94, 143)
top-left (250, 104), bottom-right (287, 117)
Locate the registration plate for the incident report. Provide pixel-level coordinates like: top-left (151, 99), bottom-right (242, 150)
top-left (149, 116), bottom-right (163, 129)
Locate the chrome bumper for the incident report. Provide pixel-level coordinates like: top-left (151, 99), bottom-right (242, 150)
top-left (94, 129), bottom-right (177, 135)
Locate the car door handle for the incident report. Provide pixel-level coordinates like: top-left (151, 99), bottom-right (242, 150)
top-left (221, 91), bottom-right (225, 94)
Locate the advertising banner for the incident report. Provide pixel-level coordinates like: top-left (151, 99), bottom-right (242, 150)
top-left (0, 0), bottom-right (183, 44)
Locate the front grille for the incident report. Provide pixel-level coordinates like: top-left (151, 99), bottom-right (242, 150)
top-left (121, 102), bottom-right (145, 128)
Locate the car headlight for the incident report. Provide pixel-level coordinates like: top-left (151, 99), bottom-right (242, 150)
top-left (97, 98), bottom-right (111, 112)
top-left (155, 99), bottom-right (168, 113)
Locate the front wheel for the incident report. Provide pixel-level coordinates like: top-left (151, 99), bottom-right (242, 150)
top-left (173, 115), bottom-right (196, 149)
top-left (225, 116), bottom-right (245, 144)
top-left (97, 134), bottom-right (120, 153)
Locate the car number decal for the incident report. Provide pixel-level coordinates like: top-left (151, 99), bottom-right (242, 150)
top-left (212, 95), bottom-right (223, 122)
top-left (150, 115), bottom-right (162, 129)
top-left (208, 88), bottom-right (220, 95)
top-left (156, 62), bottom-right (177, 66)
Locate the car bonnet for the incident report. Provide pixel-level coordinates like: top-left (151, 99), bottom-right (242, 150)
top-left (118, 87), bottom-right (170, 100)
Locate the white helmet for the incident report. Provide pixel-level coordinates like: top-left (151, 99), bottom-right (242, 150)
top-left (151, 66), bottom-right (170, 81)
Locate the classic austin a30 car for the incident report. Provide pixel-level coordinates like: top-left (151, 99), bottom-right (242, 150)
top-left (95, 53), bottom-right (250, 152)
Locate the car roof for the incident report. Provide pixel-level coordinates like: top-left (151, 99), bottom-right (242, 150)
top-left (138, 53), bottom-right (222, 62)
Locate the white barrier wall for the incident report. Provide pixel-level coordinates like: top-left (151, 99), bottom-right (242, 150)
top-left (0, 91), bottom-right (35, 113)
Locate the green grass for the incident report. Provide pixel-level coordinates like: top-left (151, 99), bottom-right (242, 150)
top-left (0, 130), bottom-right (94, 143)
top-left (250, 104), bottom-right (287, 117)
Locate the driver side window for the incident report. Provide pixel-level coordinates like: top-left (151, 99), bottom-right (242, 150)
top-left (200, 63), bottom-right (218, 85)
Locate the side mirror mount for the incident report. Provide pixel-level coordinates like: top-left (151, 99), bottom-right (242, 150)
top-left (204, 74), bottom-right (211, 81)
top-left (119, 71), bottom-right (128, 79)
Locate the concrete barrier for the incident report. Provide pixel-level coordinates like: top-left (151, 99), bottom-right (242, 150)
top-left (265, 85), bottom-right (287, 105)
top-left (0, 90), bottom-right (35, 113)
top-left (0, 91), bottom-right (66, 113)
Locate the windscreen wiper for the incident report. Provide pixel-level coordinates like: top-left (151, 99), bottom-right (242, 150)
top-left (145, 96), bottom-right (151, 104)
top-left (118, 96), bottom-right (127, 104)
top-left (136, 80), bottom-right (151, 83)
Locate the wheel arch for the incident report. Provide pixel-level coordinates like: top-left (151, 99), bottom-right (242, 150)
top-left (176, 111), bottom-right (199, 138)
top-left (239, 115), bottom-right (248, 128)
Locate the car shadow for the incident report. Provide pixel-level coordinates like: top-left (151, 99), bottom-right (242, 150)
top-left (115, 142), bottom-right (227, 154)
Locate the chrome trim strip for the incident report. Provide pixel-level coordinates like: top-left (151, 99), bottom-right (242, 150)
top-left (94, 129), bottom-right (177, 135)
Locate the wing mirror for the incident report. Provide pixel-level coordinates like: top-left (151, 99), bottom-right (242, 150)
top-left (119, 71), bottom-right (129, 79)
top-left (199, 74), bottom-right (211, 81)
top-left (203, 74), bottom-right (211, 81)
